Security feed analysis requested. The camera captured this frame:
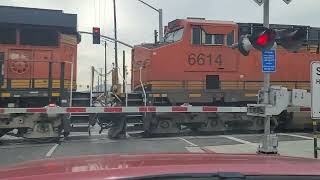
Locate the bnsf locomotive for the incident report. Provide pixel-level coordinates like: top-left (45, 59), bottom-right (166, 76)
top-left (0, 6), bottom-right (79, 140)
top-left (129, 18), bottom-right (320, 135)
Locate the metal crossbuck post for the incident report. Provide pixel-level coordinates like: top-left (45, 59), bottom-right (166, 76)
top-left (251, 0), bottom-right (294, 154)
top-left (311, 61), bottom-right (320, 158)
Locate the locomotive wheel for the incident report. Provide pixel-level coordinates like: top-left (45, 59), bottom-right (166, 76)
top-left (0, 129), bottom-right (13, 138)
top-left (108, 116), bottom-right (126, 139)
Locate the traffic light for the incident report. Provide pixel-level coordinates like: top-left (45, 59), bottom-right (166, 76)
top-left (92, 27), bottom-right (100, 44)
top-left (275, 28), bottom-right (307, 52)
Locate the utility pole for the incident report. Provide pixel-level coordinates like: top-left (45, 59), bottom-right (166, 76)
top-left (104, 41), bottom-right (107, 97)
top-left (123, 50), bottom-right (126, 94)
top-left (158, 8), bottom-right (163, 42)
top-left (113, 0), bottom-right (119, 84)
top-left (258, 0), bottom-right (278, 154)
top-left (100, 68), bottom-right (103, 91)
top-left (137, 0), bottom-right (164, 42)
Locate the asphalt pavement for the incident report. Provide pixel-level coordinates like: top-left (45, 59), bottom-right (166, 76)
top-left (0, 127), bottom-right (317, 167)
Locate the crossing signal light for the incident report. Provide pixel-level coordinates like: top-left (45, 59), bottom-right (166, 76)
top-left (237, 35), bottom-right (252, 56)
top-left (93, 27), bottom-right (100, 44)
top-left (236, 27), bottom-right (276, 56)
top-left (249, 27), bottom-right (276, 51)
top-left (236, 27), bottom-right (307, 56)
top-left (276, 28), bottom-right (307, 52)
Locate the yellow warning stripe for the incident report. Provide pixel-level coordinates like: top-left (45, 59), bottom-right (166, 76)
top-left (1, 79), bottom-right (77, 89)
top-left (134, 81), bottom-right (310, 91)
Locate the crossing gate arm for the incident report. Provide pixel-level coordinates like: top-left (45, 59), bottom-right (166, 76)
top-left (0, 106), bottom-right (310, 114)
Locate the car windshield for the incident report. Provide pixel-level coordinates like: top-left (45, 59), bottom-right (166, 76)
top-left (1, 0), bottom-right (320, 179)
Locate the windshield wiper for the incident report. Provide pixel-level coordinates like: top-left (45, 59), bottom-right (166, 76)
top-left (122, 172), bottom-right (246, 180)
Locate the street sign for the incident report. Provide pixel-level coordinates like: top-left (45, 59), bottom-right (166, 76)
top-left (262, 50), bottom-right (276, 72)
top-left (311, 61), bottom-right (320, 119)
top-left (253, 0), bottom-right (264, 6)
top-left (282, 0), bottom-right (292, 4)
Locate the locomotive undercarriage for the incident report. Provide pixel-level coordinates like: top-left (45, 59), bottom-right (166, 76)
top-left (0, 113), bottom-right (63, 142)
top-left (0, 95), bottom-right (69, 142)
top-left (120, 88), bottom-right (296, 137)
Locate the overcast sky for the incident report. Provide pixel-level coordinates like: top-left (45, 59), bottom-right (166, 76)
top-left (1, 0), bottom-right (319, 88)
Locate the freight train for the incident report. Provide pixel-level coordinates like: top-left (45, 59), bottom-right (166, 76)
top-left (0, 6), bottom-right (79, 140)
top-left (117, 18), bottom-right (320, 136)
top-left (1, 5), bottom-right (319, 140)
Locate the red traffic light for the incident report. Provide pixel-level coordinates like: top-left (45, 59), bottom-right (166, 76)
top-left (92, 27), bottom-right (101, 44)
top-left (93, 27), bottom-right (100, 33)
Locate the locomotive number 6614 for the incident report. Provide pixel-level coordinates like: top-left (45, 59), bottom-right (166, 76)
top-left (187, 53), bottom-right (222, 66)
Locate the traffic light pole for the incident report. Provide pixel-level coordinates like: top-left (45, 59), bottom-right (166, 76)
top-left (104, 41), bottom-right (107, 102)
top-left (137, 0), bottom-right (164, 42)
top-left (113, 0), bottom-right (119, 84)
top-left (258, 0), bottom-right (278, 154)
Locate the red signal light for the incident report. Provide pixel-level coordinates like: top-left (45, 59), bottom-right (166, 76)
top-left (256, 34), bottom-right (269, 46)
top-left (249, 28), bottom-right (276, 51)
top-left (94, 28), bottom-right (100, 33)
top-left (92, 27), bottom-right (101, 44)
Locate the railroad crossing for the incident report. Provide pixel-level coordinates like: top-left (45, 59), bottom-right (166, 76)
top-left (0, 128), bottom-right (316, 167)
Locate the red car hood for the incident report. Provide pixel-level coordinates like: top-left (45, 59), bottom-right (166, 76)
top-left (1, 153), bottom-right (320, 180)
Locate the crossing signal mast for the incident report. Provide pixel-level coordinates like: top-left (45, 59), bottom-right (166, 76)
top-left (237, 27), bottom-right (307, 56)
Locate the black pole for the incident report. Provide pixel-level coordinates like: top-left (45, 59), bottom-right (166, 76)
top-left (104, 41), bottom-right (107, 98)
top-left (113, 0), bottom-right (118, 84)
top-left (0, 53), bottom-right (4, 86)
top-left (154, 30), bottom-right (158, 44)
top-left (60, 62), bottom-right (65, 105)
top-left (123, 50), bottom-right (126, 93)
top-left (48, 62), bottom-right (53, 102)
top-left (314, 120), bottom-right (318, 158)
top-left (317, 31), bottom-right (319, 54)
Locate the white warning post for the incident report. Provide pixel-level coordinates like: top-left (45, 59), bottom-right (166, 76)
top-left (311, 62), bottom-right (320, 119)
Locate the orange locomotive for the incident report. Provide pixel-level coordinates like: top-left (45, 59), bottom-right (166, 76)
top-left (0, 6), bottom-right (79, 139)
top-left (0, 6), bottom-right (79, 107)
top-left (131, 18), bottom-right (320, 134)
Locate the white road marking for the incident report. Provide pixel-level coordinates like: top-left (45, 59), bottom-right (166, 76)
top-left (177, 137), bottom-right (198, 147)
top-left (46, 143), bottom-right (59, 157)
top-left (278, 133), bottom-right (313, 140)
top-left (185, 146), bottom-right (205, 153)
top-left (219, 135), bottom-right (258, 147)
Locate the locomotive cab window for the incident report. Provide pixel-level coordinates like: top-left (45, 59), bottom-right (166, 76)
top-left (20, 28), bottom-right (59, 46)
top-left (0, 27), bottom-right (16, 44)
top-left (226, 31), bottom-right (235, 47)
top-left (164, 28), bottom-right (184, 43)
top-left (192, 26), bottom-right (202, 45)
top-left (205, 34), bottom-right (224, 45)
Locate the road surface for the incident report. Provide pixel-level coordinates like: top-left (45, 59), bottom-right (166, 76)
top-left (0, 126), bottom-right (317, 167)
